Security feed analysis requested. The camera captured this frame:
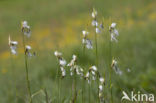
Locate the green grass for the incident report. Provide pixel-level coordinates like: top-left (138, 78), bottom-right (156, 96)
top-left (0, 0), bottom-right (156, 102)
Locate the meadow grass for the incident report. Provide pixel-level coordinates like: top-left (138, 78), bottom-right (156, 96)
top-left (0, 0), bottom-right (156, 103)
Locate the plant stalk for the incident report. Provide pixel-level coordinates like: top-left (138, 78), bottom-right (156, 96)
top-left (22, 33), bottom-right (32, 103)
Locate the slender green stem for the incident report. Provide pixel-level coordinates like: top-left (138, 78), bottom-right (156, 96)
top-left (56, 67), bottom-right (60, 103)
top-left (95, 28), bottom-right (100, 103)
top-left (82, 44), bottom-right (85, 103)
top-left (82, 79), bottom-right (85, 103)
top-left (109, 39), bottom-right (113, 103)
top-left (60, 78), bottom-right (62, 102)
top-left (89, 82), bottom-right (91, 103)
top-left (95, 30), bottom-right (98, 66)
top-left (72, 69), bottom-right (77, 103)
top-left (44, 89), bottom-right (49, 103)
top-left (74, 69), bottom-right (77, 103)
top-left (97, 73), bottom-right (100, 103)
top-left (22, 33), bottom-right (32, 103)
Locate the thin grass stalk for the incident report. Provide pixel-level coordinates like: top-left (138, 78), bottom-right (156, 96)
top-left (56, 67), bottom-right (60, 103)
top-left (9, 53), bottom-right (18, 102)
top-left (44, 89), bottom-right (49, 103)
top-left (72, 69), bottom-right (77, 103)
top-left (74, 69), bottom-right (77, 103)
top-left (21, 33), bottom-right (32, 103)
top-left (94, 27), bottom-right (100, 103)
top-left (60, 78), bottom-right (62, 102)
top-left (82, 44), bottom-right (85, 103)
top-left (88, 78), bottom-right (91, 103)
top-left (109, 39), bottom-right (113, 103)
top-left (95, 28), bottom-right (98, 66)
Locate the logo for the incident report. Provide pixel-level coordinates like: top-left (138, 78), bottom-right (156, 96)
top-left (122, 91), bottom-right (154, 102)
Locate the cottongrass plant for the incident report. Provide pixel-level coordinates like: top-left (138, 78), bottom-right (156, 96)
top-left (109, 22), bottom-right (119, 103)
top-left (91, 8), bottom-right (104, 102)
top-left (82, 30), bottom-right (93, 49)
top-left (54, 51), bottom-right (66, 103)
top-left (8, 35), bottom-right (18, 102)
top-left (98, 77), bottom-right (105, 103)
top-left (67, 54), bottom-right (84, 103)
top-left (8, 35), bottom-right (18, 55)
top-left (22, 21), bottom-right (31, 38)
top-left (85, 65), bottom-right (98, 103)
top-left (111, 59), bottom-right (122, 75)
top-left (21, 21), bottom-right (33, 103)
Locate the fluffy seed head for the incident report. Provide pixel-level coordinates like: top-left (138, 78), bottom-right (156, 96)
top-left (26, 45), bottom-right (31, 50)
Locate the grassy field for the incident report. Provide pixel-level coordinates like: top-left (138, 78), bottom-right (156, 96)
top-left (0, 0), bottom-right (156, 103)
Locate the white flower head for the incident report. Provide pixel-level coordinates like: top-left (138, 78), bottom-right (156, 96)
top-left (91, 66), bottom-right (97, 71)
top-left (127, 68), bottom-right (131, 72)
top-left (21, 21), bottom-right (31, 38)
top-left (112, 59), bottom-right (122, 75)
top-left (111, 23), bottom-right (116, 28)
top-left (26, 45), bottom-right (31, 50)
top-left (59, 59), bottom-right (66, 66)
top-left (62, 71), bottom-right (66, 77)
top-left (9, 35), bottom-right (18, 55)
top-left (111, 33), bottom-right (118, 42)
top-left (92, 20), bottom-right (98, 27)
top-left (96, 27), bottom-right (101, 34)
top-left (85, 72), bottom-right (90, 78)
top-left (72, 55), bottom-right (77, 61)
top-left (99, 85), bottom-right (103, 91)
top-left (99, 77), bottom-right (104, 84)
top-left (91, 71), bottom-right (96, 75)
top-left (92, 9), bottom-right (97, 18)
top-left (22, 21), bottom-right (28, 28)
top-left (86, 39), bottom-right (93, 49)
top-left (60, 67), bottom-right (66, 77)
top-left (54, 51), bottom-right (62, 57)
top-left (82, 30), bottom-right (89, 37)
top-left (25, 45), bottom-right (34, 57)
top-left (114, 29), bottom-right (119, 36)
top-left (67, 54), bottom-right (77, 67)
top-left (112, 59), bottom-right (117, 65)
top-left (110, 23), bottom-right (119, 42)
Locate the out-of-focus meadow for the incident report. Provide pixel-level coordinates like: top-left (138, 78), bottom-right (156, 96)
top-left (0, 0), bottom-right (156, 102)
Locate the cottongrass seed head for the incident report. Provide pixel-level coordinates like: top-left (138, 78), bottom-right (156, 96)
top-left (85, 65), bottom-right (98, 83)
top-left (99, 76), bottom-right (105, 102)
top-left (67, 54), bottom-right (84, 77)
top-left (109, 22), bottom-right (119, 42)
top-left (21, 21), bottom-right (31, 38)
top-left (54, 51), bottom-right (67, 78)
top-left (25, 45), bottom-right (34, 57)
top-left (111, 59), bottom-right (122, 75)
top-left (8, 35), bottom-right (18, 55)
top-left (82, 30), bottom-right (93, 49)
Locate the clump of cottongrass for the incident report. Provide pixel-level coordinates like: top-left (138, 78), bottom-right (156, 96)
top-left (82, 30), bottom-right (93, 49)
top-left (109, 23), bottom-right (119, 42)
top-left (84, 65), bottom-right (98, 103)
top-left (111, 59), bottom-right (122, 75)
top-left (54, 51), bottom-right (67, 78)
top-left (54, 51), bottom-right (67, 103)
top-left (67, 54), bottom-right (84, 103)
top-left (67, 55), bottom-right (84, 77)
top-left (21, 21), bottom-right (31, 38)
top-left (21, 21), bottom-right (33, 103)
top-left (91, 9), bottom-right (104, 34)
top-left (8, 35), bottom-right (18, 55)
top-left (98, 77), bottom-right (105, 103)
top-left (85, 66), bottom-right (98, 83)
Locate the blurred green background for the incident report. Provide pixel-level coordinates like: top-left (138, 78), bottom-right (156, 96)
top-left (0, 0), bottom-right (156, 102)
